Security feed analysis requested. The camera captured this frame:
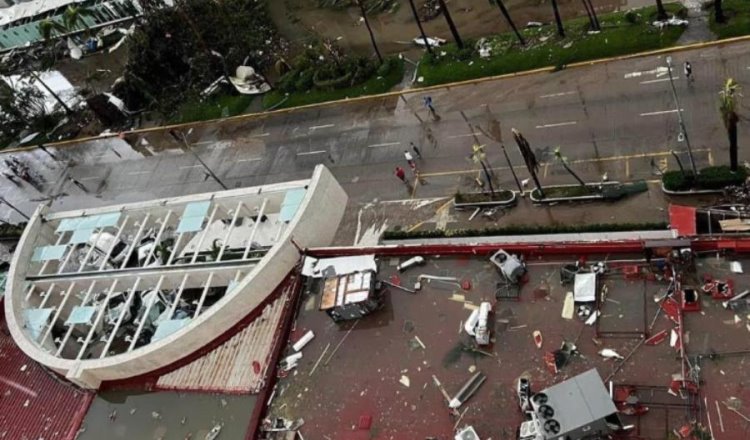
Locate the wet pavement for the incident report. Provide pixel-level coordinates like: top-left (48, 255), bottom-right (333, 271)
top-left (77, 390), bottom-right (256, 440)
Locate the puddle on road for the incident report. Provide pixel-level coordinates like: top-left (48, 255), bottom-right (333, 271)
top-left (77, 390), bottom-right (256, 440)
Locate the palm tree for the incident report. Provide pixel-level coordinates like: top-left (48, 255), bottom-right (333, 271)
top-left (471, 144), bottom-right (496, 195)
top-left (62, 5), bottom-right (94, 33)
top-left (407, 0), bottom-right (434, 55)
top-left (551, 0), bottom-right (565, 38)
top-left (554, 147), bottom-right (586, 186)
top-left (719, 78), bottom-right (741, 172)
top-left (38, 18), bottom-right (66, 40)
top-left (357, 0), bottom-right (383, 64)
top-left (437, 0), bottom-right (464, 49)
top-left (715, 0), bottom-right (725, 23)
top-left (655, 0), bottom-right (668, 21)
top-left (489, 0), bottom-right (524, 45)
top-left (512, 128), bottom-right (544, 197)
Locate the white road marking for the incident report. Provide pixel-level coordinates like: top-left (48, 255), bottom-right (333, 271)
top-left (640, 77), bottom-right (678, 84)
top-left (624, 67), bottom-right (669, 79)
top-left (535, 121), bottom-right (577, 129)
top-left (368, 142), bottom-right (401, 148)
top-left (640, 109), bottom-right (682, 116)
top-left (447, 133), bottom-right (476, 139)
top-left (80, 176), bottom-right (99, 181)
top-left (238, 157), bottom-right (262, 162)
top-left (250, 132), bottom-right (270, 137)
top-left (179, 164), bottom-right (204, 169)
top-left (309, 124), bottom-right (335, 130)
top-left (128, 170), bottom-right (152, 175)
top-left (539, 91), bottom-right (576, 99)
top-left (297, 150), bottom-right (327, 156)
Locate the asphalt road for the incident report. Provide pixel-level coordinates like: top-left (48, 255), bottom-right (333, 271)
top-left (2, 41), bottom-right (749, 224)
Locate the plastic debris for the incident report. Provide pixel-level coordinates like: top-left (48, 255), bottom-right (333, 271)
top-left (293, 330), bottom-right (315, 352)
top-left (598, 349), bottom-right (624, 360)
top-left (533, 330), bottom-right (543, 349)
top-left (449, 372), bottom-right (486, 409)
top-left (399, 375), bottom-right (410, 387)
top-left (645, 329), bottom-right (668, 346)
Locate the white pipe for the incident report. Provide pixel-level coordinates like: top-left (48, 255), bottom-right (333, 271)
top-left (217, 201), bottom-right (243, 261)
top-left (194, 272), bottom-right (214, 317)
top-left (120, 214), bottom-right (151, 269)
top-left (128, 275), bottom-right (164, 352)
top-left (40, 282), bottom-right (76, 345)
top-left (191, 205), bottom-right (219, 264)
top-left (56, 281), bottom-right (97, 357)
top-left (100, 277), bottom-right (142, 358)
top-left (76, 280), bottom-right (120, 360)
top-left (99, 215), bottom-right (130, 270)
top-left (144, 211), bottom-right (172, 265)
top-left (243, 199), bottom-right (268, 260)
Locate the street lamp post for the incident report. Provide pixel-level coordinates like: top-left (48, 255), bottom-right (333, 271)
top-left (175, 130), bottom-right (229, 191)
top-left (0, 197), bottom-right (30, 221)
top-left (665, 56), bottom-right (698, 175)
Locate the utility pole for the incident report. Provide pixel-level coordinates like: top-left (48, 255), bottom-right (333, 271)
top-left (665, 56), bottom-right (697, 175)
top-left (175, 130), bottom-right (228, 190)
top-left (0, 197), bottom-right (30, 221)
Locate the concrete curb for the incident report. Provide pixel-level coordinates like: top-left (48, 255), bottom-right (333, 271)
top-left (661, 184), bottom-right (725, 195)
top-left (529, 182), bottom-right (621, 204)
top-left (11, 33), bottom-right (750, 154)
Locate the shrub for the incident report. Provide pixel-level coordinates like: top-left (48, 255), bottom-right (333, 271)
top-left (662, 166), bottom-right (748, 191)
top-left (624, 10), bottom-right (638, 24)
top-left (294, 70), bottom-right (315, 92)
top-left (382, 222), bottom-right (668, 240)
top-left (377, 57), bottom-right (397, 76)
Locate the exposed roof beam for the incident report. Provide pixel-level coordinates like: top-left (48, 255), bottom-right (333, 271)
top-left (76, 280), bottom-right (120, 361)
top-left (243, 198), bottom-right (268, 260)
top-left (100, 277), bottom-right (142, 358)
top-left (194, 272), bottom-right (214, 317)
top-left (38, 283), bottom-right (56, 309)
top-left (40, 282), bottom-right (76, 346)
top-left (78, 228), bottom-right (105, 273)
top-left (99, 215), bottom-right (130, 271)
top-left (127, 275), bottom-right (164, 352)
top-left (120, 214), bottom-right (151, 269)
top-left (143, 211), bottom-right (172, 266)
top-left (56, 281), bottom-right (97, 357)
top-left (167, 274), bottom-right (190, 319)
top-left (191, 205), bottom-right (219, 264)
top-left (166, 233), bottom-right (183, 266)
top-left (217, 201), bottom-right (243, 261)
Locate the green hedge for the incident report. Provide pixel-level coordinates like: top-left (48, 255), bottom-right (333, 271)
top-left (662, 166), bottom-right (747, 191)
top-left (0, 222), bottom-right (26, 239)
top-left (709, 0), bottom-right (750, 39)
top-left (383, 222), bottom-right (668, 240)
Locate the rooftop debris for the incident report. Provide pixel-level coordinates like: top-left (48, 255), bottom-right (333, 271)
top-left (449, 371), bottom-right (486, 409)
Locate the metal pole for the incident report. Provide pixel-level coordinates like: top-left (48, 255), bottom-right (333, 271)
top-left (179, 131), bottom-right (228, 190)
top-left (0, 197), bottom-right (30, 221)
top-left (666, 57), bottom-right (698, 175)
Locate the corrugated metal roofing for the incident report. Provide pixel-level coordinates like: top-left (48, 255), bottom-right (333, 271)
top-left (0, 305), bottom-right (93, 440)
top-left (155, 292), bottom-right (289, 394)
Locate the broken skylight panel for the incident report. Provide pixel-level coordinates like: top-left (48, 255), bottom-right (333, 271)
top-left (65, 306), bottom-right (97, 325)
top-left (23, 308), bottom-right (53, 340)
top-left (279, 188), bottom-right (306, 223)
top-left (177, 201), bottom-right (211, 233)
top-left (31, 245), bottom-right (67, 262)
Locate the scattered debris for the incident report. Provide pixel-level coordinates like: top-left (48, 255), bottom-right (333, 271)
top-left (730, 261), bottom-right (743, 273)
top-left (413, 36), bottom-right (446, 47)
top-left (454, 425), bottom-right (480, 440)
top-left (532, 330), bottom-right (543, 349)
top-left (414, 335), bottom-right (427, 350)
top-left (432, 374), bottom-right (452, 403)
top-left (205, 424), bottom-right (222, 440)
top-left (323, 320), bottom-right (359, 366)
top-left (645, 329), bottom-right (668, 346)
top-left (716, 400), bottom-right (725, 433)
top-left (652, 16), bottom-right (689, 29)
top-left (399, 375), bottom-right (410, 388)
top-left (561, 292), bottom-right (575, 319)
top-left (293, 330), bottom-right (315, 352)
top-left (281, 352), bottom-right (303, 372)
top-left (397, 256), bottom-right (425, 272)
top-left (449, 371), bottom-right (486, 409)
top-left (464, 302), bottom-right (492, 345)
top-left (598, 349), bottom-right (624, 360)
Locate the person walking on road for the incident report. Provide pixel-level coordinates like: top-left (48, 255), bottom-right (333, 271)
top-left (395, 166), bottom-right (407, 183)
top-left (404, 150), bottom-right (416, 171)
top-left (684, 61), bottom-right (693, 82)
top-left (423, 96), bottom-right (437, 118)
top-left (410, 142), bottom-right (422, 159)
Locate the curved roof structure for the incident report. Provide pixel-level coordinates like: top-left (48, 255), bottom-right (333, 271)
top-left (4, 165), bottom-right (346, 388)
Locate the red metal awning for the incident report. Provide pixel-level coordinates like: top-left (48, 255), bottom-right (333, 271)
top-left (669, 205), bottom-right (697, 237)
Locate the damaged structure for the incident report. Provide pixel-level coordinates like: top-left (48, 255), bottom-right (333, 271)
top-left (3, 165), bottom-right (346, 388)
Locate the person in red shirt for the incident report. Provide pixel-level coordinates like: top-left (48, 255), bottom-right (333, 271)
top-left (395, 166), bottom-right (406, 183)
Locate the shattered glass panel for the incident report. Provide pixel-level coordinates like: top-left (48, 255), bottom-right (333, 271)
top-left (182, 201), bottom-right (210, 219)
top-left (176, 216), bottom-right (204, 233)
top-left (279, 188), bottom-right (306, 222)
top-left (65, 306), bottom-right (97, 325)
top-left (70, 228), bottom-right (96, 244)
top-left (152, 318), bottom-right (192, 342)
top-left (56, 218), bottom-right (83, 232)
top-left (31, 245), bottom-right (67, 261)
top-left (23, 308), bottom-right (53, 341)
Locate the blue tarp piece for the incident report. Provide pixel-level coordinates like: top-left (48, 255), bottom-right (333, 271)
top-left (279, 188), bottom-right (306, 223)
top-left (31, 245), bottom-right (67, 262)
